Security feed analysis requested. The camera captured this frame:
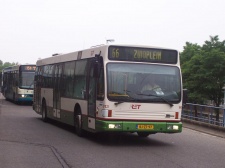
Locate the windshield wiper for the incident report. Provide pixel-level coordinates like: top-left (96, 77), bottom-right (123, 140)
top-left (114, 101), bottom-right (124, 105)
top-left (109, 91), bottom-right (125, 95)
top-left (28, 81), bottom-right (34, 89)
top-left (137, 93), bottom-right (174, 107)
top-left (114, 95), bottom-right (137, 106)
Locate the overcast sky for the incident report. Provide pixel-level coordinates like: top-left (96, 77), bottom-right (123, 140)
top-left (1, 0), bottom-right (225, 64)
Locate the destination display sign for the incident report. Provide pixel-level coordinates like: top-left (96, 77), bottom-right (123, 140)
top-left (21, 65), bottom-right (36, 71)
top-left (108, 46), bottom-right (178, 64)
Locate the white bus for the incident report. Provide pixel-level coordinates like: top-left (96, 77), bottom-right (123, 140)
top-left (33, 44), bottom-right (184, 137)
top-left (2, 65), bottom-right (36, 103)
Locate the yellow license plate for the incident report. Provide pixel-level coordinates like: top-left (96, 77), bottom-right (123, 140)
top-left (137, 125), bottom-right (154, 130)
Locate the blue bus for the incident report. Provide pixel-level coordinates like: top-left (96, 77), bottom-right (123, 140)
top-left (2, 65), bottom-right (36, 103)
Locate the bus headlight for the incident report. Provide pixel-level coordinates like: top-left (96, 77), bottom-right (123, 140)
top-left (108, 124), bottom-right (121, 129)
top-left (173, 125), bottom-right (179, 130)
top-left (167, 125), bottom-right (179, 130)
top-left (21, 94), bottom-right (25, 97)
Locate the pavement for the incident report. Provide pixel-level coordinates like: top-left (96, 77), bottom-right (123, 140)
top-left (183, 119), bottom-right (225, 139)
top-left (0, 92), bottom-right (224, 139)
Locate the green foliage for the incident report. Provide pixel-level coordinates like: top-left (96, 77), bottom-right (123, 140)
top-left (181, 36), bottom-right (225, 107)
top-left (180, 42), bottom-right (201, 65)
top-left (0, 61), bottom-right (18, 73)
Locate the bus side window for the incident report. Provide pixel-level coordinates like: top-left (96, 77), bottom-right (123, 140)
top-left (74, 60), bottom-right (87, 99)
top-left (63, 62), bottom-right (75, 98)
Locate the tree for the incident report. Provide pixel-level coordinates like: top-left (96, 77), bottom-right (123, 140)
top-left (200, 36), bottom-right (225, 107)
top-left (0, 61), bottom-right (18, 75)
top-left (180, 42), bottom-right (201, 65)
top-left (181, 35), bottom-right (225, 122)
top-left (180, 43), bottom-right (205, 103)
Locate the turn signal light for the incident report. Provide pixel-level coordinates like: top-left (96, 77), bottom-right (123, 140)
top-left (108, 110), bottom-right (112, 117)
top-left (175, 112), bottom-right (179, 119)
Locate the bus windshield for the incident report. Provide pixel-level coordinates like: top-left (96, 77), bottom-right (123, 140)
top-left (107, 63), bottom-right (181, 104)
top-left (19, 72), bottom-right (35, 89)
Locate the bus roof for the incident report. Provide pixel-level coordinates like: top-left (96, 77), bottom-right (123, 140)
top-left (36, 44), bottom-right (178, 66)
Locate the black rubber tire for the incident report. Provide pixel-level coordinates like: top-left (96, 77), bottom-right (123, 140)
top-left (75, 108), bottom-right (84, 137)
top-left (42, 101), bottom-right (48, 122)
top-left (137, 132), bottom-right (150, 137)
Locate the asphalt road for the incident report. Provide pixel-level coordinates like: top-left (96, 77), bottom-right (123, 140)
top-left (0, 97), bottom-right (225, 168)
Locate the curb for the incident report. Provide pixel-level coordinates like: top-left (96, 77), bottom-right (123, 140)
top-left (182, 118), bottom-right (225, 138)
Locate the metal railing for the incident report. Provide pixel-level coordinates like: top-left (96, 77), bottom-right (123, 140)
top-left (182, 103), bottom-right (225, 127)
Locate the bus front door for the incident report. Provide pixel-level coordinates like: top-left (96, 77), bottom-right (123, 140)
top-left (53, 64), bottom-right (62, 119)
top-left (87, 62), bottom-right (96, 130)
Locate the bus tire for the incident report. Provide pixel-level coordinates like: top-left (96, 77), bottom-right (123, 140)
top-left (75, 108), bottom-right (84, 137)
top-left (13, 93), bottom-right (19, 104)
top-left (42, 101), bottom-right (48, 122)
top-left (137, 132), bottom-right (150, 137)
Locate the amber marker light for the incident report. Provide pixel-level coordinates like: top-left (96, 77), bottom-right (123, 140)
top-left (108, 110), bottom-right (112, 117)
top-left (175, 112), bottom-right (179, 119)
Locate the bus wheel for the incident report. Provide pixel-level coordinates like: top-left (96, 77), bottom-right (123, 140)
top-left (13, 93), bottom-right (19, 104)
top-left (137, 132), bottom-right (150, 137)
top-left (75, 109), bottom-right (84, 137)
top-left (42, 101), bottom-right (48, 122)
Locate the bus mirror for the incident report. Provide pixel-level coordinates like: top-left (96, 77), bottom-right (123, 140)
top-left (95, 53), bottom-right (100, 62)
top-left (183, 89), bottom-right (188, 105)
top-left (94, 53), bottom-right (102, 78)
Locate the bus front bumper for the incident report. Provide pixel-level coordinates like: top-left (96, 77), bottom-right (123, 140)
top-left (17, 94), bottom-right (33, 102)
top-left (95, 120), bottom-right (182, 133)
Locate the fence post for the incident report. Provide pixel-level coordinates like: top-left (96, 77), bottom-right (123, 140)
top-left (200, 106), bottom-right (203, 121)
top-left (190, 104), bottom-right (193, 119)
top-left (209, 107), bottom-right (213, 124)
top-left (223, 109), bottom-right (225, 127)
